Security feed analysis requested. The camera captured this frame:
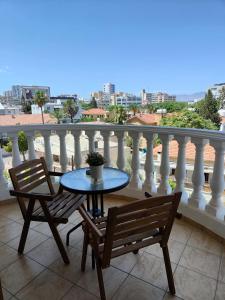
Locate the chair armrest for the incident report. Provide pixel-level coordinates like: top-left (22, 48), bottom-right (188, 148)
top-left (9, 190), bottom-right (55, 201)
top-left (78, 206), bottom-right (104, 239)
top-left (48, 171), bottom-right (64, 177)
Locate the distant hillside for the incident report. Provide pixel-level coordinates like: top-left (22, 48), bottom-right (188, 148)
top-left (176, 92), bottom-right (205, 102)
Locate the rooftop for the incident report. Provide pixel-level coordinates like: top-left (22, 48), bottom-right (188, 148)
top-left (0, 195), bottom-right (225, 300)
top-left (82, 108), bottom-right (107, 116)
top-left (127, 114), bottom-right (161, 125)
top-left (0, 114), bottom-right (55, 126)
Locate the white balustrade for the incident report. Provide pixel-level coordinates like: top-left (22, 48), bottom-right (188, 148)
top-left (129, 131), bottom-right (142, 190)
top-left (71, 130), bottom-right (82, 169)
top-left (115, 131), bottom-right (125, 170)
top-left (206, 140), bottom-right (225, 217)
top-left (157, 134), bottom-right (173, 195)
top-left (142, 132), bottom-right (157, 194)
top-left (0, 147), bottom-right (7, 189)
top-left (42, 130), bottom-right (53, 171)
top-left (189, 138), bottom-right (208, 208)
top-left (26, 131), bottom-right (36, 160)
top-left (11, 135), bottom-right (22, 167)
top-left (85, 130), bottom-right (96, 153)
top-left (57, 130), bottom-right (68, 172)
top-left (174, 136), bottom-right (190, 201)
top-left (101, 130), bottom-right (112, 167)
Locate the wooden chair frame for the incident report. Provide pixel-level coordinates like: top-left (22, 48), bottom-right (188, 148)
top-left (79, 192), bottom-right (181, 300)
top-left (0, 279), bottom-right (3, 300)
top-left (9, 157), bottom-right (85, 264)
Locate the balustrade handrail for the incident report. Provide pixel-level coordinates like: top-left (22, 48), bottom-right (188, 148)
top-left (0, 123), bottom-right (225, 141)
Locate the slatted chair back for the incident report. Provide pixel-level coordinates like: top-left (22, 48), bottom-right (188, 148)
top-left (9, 157), bottom-right (55, 218)
top-left (101, 192), bottom-right (181, 268)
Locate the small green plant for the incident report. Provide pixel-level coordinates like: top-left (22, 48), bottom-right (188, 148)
top-left (86, 152), bottom-right (105, 166)
top-left (168, 178), bottom-right (176, 191)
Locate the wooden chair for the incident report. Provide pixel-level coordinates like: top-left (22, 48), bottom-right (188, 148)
top-left (79, 192), bottom-right (181, 300)
top-left (0, 278), bottom-right (3, 300)
top-left (9, 157), bottom-right (86, 264)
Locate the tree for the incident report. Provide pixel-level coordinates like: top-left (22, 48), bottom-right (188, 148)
top-left (4, 131), bottom-right (28, 161)
top-left (152, 101), bottom-right (188, 113)
top-left (90, 96), bottom-right (98, 108)
top-left (50, 109), bottom-right (64, 124)
top-left (160, 110), bottom-right (217, 130)
top-left (129, 104), bottom-right (139, 116)
top-left (145, 103), bottom-right (155, 113)
top-left (107, 105), bottom-right (127, 124)
top-left (35, 91), bottom-right (48, 124)
top-left (195, 90), bottom-right (221, 128)
top-left (63, 99), bottom-right (79, 123)
top-left (22, 101), bottom-right (32, 114)
top-left (219, 86), bottom-right (225, 109)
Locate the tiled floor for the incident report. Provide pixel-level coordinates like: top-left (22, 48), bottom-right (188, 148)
top-left (0, 196), bottom-right (225, 300)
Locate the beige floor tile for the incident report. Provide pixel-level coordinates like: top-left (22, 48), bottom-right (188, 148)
top-left (32, 222), bottom-right (66, 236)
top-left (163, 293), bottom-right (184, 299)
top-left (215, 282), bottom-right (225, 300)
top-left (112, 275), bottom-right (165, 300)
top-left (62, 285), bottom-right (98, 300)
top-left (144, 239), bottom-right (185, 264)
top-left (170, 222), bottom-right (192, 244)
top-left (188, 229), bottom-right (222, 256)
top-left (0, 216), bottom-right (13, 228)
top-left (49, 247), bottom-right (83, 284)
top-left (179, 245), bottom-right (220, 279)
top-left (174, 266), bottom-right (217, 300)
top-left (26, 238), bottom-right (61, 266)
top-left (111, 251), bottom-right (144, 273)
top-left (59, 223), bottom-right (84, 248)
top-left (2, 288), bottom-right (13, 300)
top-left (131, 252), bottom-right (176, 290)
top-left (0, 204), bottom-right (22, 221)
top-left (16, 269), bottom-right (72, 300)
top-left (0, 256), bottom-right (44, 294)
top-left (77, 263), bottom-right (127, 298)
top-left (0, 222), bottom-right (23, 243)
top-left (218, 255), bottom-right (225, 283)
top-left (7, 229), bottom-right (49, 253)
top-left (0, 244), bottom-right (18, 271)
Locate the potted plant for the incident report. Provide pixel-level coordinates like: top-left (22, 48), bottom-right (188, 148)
top-left (86, 152), bottom-right (105, 183)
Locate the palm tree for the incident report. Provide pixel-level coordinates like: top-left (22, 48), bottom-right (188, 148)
top-left (35, 91), bottom-right (47, 124)
top-left (64, 99), bottom-right (79, 123)
top-left (129, 104), bottom-right (139, 116)
top-left (50, 109), bottom-right (64, 124)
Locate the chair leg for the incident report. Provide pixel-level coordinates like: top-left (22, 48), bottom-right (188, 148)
top-left (81, 233), bottom-right (89, 272)
top-left (162, 245), bottom-right (175, 295)
top-left (95, 256), bottom-right (106, 300)
top-left (0, 278), bottom-right (3, 300)
top-left (18, 199), bottom-right (35, 254)
top-left (40, 202), bottom-right (70, 264)
top-left (66, 221), bottom-right (83, 246)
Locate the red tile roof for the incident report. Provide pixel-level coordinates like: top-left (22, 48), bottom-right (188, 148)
top-left (153, 140), bottom-right (215, 163)
top-left (0, 114), bottom-right (55, 126)
top-left (82, 108), bottom-right (106, 115)
top-left (127, 114), bottom-right (161, 125)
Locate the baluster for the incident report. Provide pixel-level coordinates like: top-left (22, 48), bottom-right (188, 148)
top-left (71, 130), bottom-right (82, 169)
top-left (115, 131), bottom-right (125, 170)
top-left (129, 131), bottom-right (142, 190)
top-left (0, 147), bottom-right (7, 190)
top-left (142, 132), bottom-right (157, 194)
top-left (206, 140), bottom-right (225, 217)
top-left (174, 136), bottom-right (190, 201)
top-left (157, 134), bottom-right (173, 195)
top-left (101, 130), bottom-right (111, 167)
top-left (58, 131), bottom-right (68, 172)
top-left (85, 130), bottom-right (96, 153)
top-left (189, 138), bottom-right (208, 208)
top-left (42, 130), bottom-right (53, 171)
top-left (26, 131), bottom-right (36, 160)
top-left (11, 135), bottom-right (22, 167)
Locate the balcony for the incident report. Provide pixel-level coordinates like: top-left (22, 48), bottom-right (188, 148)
top-left (0, 123), bottom-right (225, 299)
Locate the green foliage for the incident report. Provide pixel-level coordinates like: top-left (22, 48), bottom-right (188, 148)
top-left (219, 86), bottom-right (225, 109)
top-left (90, 97), bottom-right (98, 108)
top-left (86, 152), bottom-right (105, 166)
top-left (22, 101), bottom-right (32, 113)
top-left (4, 131), bottom-right (28, 161)
top-left (168, 179), bottom-right (176, 191)
top-left (80, 116), bottom-right (94, 122)
top-left (129, 104), bottom-right (139, 116)
top-left (63, 99), bottom-right (78, 123)
top-left (144, 104), bottom-right (155, 113)
top-left (195, 90), bottom-right (221, 128)
top-left (107, 105), bottom-right (127, 124)
top-left (160, 110), bottom-right (217, 130)
top-left (80, 101), bottom-right (93, 110)
top-left (50, 109), bottom-right (64, 124)
top-left (35, 91), bottom-right (48, 124)
top-left (152, 101), bottom-right (188, 113)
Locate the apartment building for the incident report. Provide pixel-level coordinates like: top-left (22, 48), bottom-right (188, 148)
top-left (209, 83), bottom-right (225, 99)
top-left (141, 89), bottom-right (176, 104)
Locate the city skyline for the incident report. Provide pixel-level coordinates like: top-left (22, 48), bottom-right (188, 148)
top-left (0, 0), bottom-right (225, 97)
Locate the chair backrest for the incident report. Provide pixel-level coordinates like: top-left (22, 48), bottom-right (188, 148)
top-left (9, 157), bottom-right (55, 218)
top-left (101, 192), bottom-right (181, 267)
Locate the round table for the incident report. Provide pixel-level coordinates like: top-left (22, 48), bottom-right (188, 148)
top-left (60, 167), bottom-right (130, 246)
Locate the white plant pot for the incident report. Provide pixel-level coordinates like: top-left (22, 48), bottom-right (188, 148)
top-left (90, 165), bottom-right (103, 183)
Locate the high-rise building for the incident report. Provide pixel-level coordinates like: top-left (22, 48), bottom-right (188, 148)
top-left (103, 83), bottom-right (115, 94)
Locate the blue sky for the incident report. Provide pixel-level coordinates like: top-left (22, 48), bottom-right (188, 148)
top-left (0, 0), bottom-right (225, 98)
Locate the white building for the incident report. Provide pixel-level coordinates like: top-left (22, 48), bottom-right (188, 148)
top-left (141, 89), bottom-right (176, 104)
top-left (115, 93), bottom-right (142, 107)
top-left (103, 83), bottom-right (115, 94)
top-left (0, 103), bottom-right (22, 115)
top-left (209, 83), bottom-right (225, 99)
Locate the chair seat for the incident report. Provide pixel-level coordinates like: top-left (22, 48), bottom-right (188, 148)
top-left (32, 192), bottom-right (86, 223)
